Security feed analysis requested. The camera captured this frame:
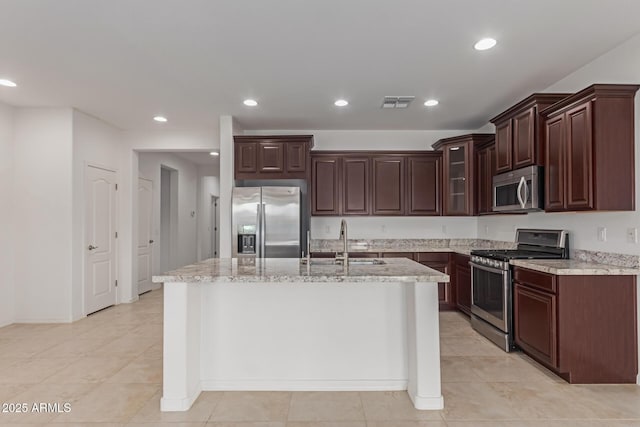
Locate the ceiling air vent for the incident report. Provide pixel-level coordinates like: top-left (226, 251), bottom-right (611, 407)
top-left (381, 96), bottom-right (415, 109)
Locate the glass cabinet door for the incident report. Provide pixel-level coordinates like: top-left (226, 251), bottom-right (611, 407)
top-left (447, 144), bottom-right (468, 214)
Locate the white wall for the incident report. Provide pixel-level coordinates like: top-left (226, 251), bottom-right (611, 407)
top-left (197, 164), bottom-right (220, 260)
top-left (478, 32), bottom-right (640, 254)
top-left (138, 152), bottom-right (200, 274)
top-left (71, 110), bottom-right (123, 319)
top-left (13, 108), bottom-right (74, 322)
top-left (0, 101), bottom-right (15, 326)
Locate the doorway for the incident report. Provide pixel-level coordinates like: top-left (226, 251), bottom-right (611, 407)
top-left (160, 166), bottom-right (178, 273)
top-left (84, 165), bottom-right (118, 315)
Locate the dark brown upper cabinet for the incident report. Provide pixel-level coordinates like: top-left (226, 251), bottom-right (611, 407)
top-left (490, 94), bottom-right (570, 174)
top-left (433, 134), bottom-right (494, 216)
top-left (541, 84), bottom-right (639, 212)
top-left (406, 155), bottom-right (442, 216)
top-left (342, 156), bottom-right (370, 215)
top-left (371, 156), bottom-right (406, 215)
top-left (475, 138), bottom-right (496, 215)
top-left (310, 151), bottom-right (442, 217)
top-left (234, 135), bottom-right (313, 180)
top-left (311, 155), bottom-right (341, 216)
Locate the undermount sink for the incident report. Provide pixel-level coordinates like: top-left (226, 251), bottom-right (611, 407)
top-left (347, 259), bottom-right (385, 265)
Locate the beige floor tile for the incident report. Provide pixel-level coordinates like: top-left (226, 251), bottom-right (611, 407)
top-left (87, 336), bottom-right (157, 358)
top-left (210, 392), bottom-right (291, 422)
top-left (0, 357), bottom-right (76, 384)
top-left (138, 343), bottom-right (163, 359)
top-left (129, 390), bottom-right (223, 423)
top-left (439, 336), bottom-right (506, 357)
top-left (569, 384), bottom-right (640, 419)
top-left (440, 356), bottom-right (483, 383)
top-left (126, 422), bottom-right (205, 427)
top-left (487, 381), bottom-right (614, 419)
top-left (366, 422), bottom-right (447, 427)
top-left (105, 356), bottom-right (162, 384)
top-left (49, 383), bottom-right (159, 423)
top-left (43, 356), bottom-right (134, 384)
top-left (206, 423), bottom-right (286, 427)
top-left (440, 382), bottom-right (521, 421)
top-left (33, 337), bottom-right (113, 358)
top-left (467, 355), bottom-right (555, 383)
top-left (287, 391), bottom-right (364, 422)
top-left (0, 383), bottom-right (96, 424)
top-left (287, 422), bottom-right (365, 427)
top-left (0, 384), bottom-right (32, 402)
top-left (0, 335), bottom-right (64, 358)
top-left (360, 391), bottom-right (442, 421)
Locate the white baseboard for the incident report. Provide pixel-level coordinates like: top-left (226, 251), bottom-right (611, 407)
top-left (201, 379), bottom-right (408, 391)
top-left (161, 386), bottom-right (202, 412)
top-left (408, 392), bottom-right (444, 410)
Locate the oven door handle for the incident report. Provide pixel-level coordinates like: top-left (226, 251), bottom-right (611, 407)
top-left (469, 261), bottom-right (508, 274)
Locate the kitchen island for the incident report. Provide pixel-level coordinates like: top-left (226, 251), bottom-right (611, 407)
top-left (152, 257), bottom-right (449, 412)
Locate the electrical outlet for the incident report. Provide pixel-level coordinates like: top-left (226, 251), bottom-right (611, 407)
top-left (627, 228), bottom-right (638, 243)
top-left (485, 225), bottom-right (490, 235)
top-left (597, 227), bottom-right (607, 242)
top-left (441, 225), bottom-right (447, 234)
top-left (325, 226), bottom-right (330, 234)
top-left (381, 225), bottom-right (386, 233)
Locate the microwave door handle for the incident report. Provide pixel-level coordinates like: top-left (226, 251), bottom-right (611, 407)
top-left (517, 176), bottom-right (526, 209)
top-left (522, 179), bottom-right (529, 207)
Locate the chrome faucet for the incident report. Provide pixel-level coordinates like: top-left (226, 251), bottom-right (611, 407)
top-left (335, 219), bottom-right (348, 264)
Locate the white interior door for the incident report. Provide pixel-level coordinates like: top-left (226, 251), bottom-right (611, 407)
top-left (84, 166), bottom-right (117, 315)
top-left (138, 177), bottom-right (154, 294)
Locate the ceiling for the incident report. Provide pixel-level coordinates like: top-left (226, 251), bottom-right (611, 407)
top-left (1, 0), bottom-right (639, 131)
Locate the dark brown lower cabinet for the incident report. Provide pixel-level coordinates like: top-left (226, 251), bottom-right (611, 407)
top-left (416, 252), bottom-right (453, 310)
top-left (453, 254), bottom-right (471, 315)
top-left (513, 267), bottom-right (637, 384)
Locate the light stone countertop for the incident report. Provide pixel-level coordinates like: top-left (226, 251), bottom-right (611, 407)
top-left (153, 257), bottom-right (450, 284)
top-left (510, 259), bottom-right (640, 276)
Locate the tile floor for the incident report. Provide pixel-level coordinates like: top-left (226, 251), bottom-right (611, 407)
top-left (0, 288), bottom-right (639, 426)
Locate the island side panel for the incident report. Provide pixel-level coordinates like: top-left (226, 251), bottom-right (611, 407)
top-left (200, 281), bottom-right (409, 390)
top-left (161, 282), bottom-right (202, 411)
top-left (406, 281), bottom-right (444, 410)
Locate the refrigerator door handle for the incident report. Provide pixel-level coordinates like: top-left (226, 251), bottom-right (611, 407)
top-left (261, 203), bottom-right (266, 258)
top-left (256, 203), bottom-right (262, 258)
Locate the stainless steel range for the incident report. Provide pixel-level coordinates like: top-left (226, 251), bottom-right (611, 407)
top-left (469, 229), bottom-right (569, 352)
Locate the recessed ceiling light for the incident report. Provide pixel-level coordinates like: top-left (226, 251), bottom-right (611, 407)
top-left (243, 99), bottom-right (258, 107)
top-left (334, 99), bottom-right (349, 107)
top-left (153, 116), bottom-right (168, 122)
top-left (424, 99), bottom-right (439, 107)
top-left (209, 151), bottom-right (219, 156)
top-left (0, 79), bottom-right (17, 87)
top-left (474, 38), bottom-right (497, 51)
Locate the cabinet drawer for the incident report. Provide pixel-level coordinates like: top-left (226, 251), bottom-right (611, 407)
top-left (381, 252), bottom-right (415, 260)
top-left (416, 252), bottom-right (450, 263)
top-left (514, 267), bottom-right (557, 294)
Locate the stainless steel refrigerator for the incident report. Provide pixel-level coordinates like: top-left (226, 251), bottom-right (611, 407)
top-left (232, 186), bottom-right (301, 258)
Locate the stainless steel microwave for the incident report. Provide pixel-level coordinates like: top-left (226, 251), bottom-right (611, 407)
top-left (492, 165), bottom-right (543, 212)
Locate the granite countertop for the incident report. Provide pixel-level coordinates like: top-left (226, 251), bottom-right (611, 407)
top-left (310, 238), bottom-right (515, 256)
top-left (153, 257), bottom-right (450, 284)
top-left (510, 259), bottom-right (640, 276)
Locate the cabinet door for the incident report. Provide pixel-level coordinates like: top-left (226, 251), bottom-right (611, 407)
top-left (286, 142), bottom-right (307, 173)
top-left (406, 155), bottom-right (441, 216)
top-left (443, 143), bottom-right (472, 216)
top-left (419, 261), bottom-right (454, 310)
top-left (565, 102), bottom-right (594, 210)
top-left (495, 120), bottom-right (513, 173)
top-left (455, 256), bottom-right (471, 315)
top-left (371, 157), bottom-right (405, 215)
top-left (514, 283), bottom-right (557, 368)
top-left (342, 157), bottom-right (370, 215)
top-left (545, 115), bottom-right (566, 211)
top-left (513, 107), bottom-right (536, 168)
top-left (258, 142), bottom-right (285, 173)
top-left (235, 142), bottom-right (257, 173)
top-left (311, 157), bottom-right (340, 215)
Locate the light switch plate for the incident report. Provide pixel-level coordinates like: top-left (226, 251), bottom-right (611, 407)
top-left (597, 227), bottom-right (607, 242)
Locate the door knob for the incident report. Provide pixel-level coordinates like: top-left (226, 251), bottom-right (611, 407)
top-left (149, 240), bottom-right (154, 244)
top-left (88, 245), bottom-right (98, 250)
